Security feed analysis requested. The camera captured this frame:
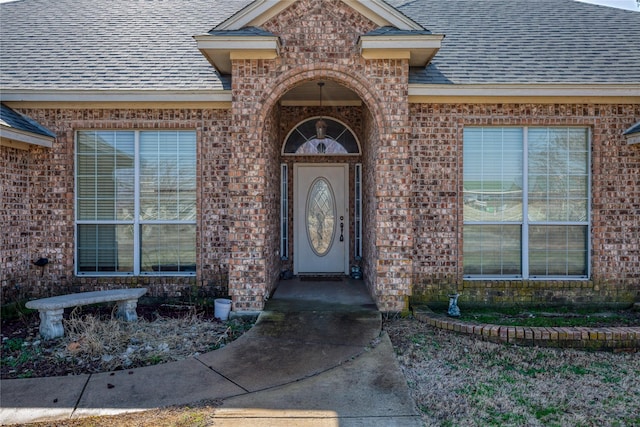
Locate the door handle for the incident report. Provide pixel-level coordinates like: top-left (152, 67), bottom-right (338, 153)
top-left (339, 216), bottom-right (344, 242)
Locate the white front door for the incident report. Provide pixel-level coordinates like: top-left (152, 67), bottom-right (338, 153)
top-left (294, 164), bottom-right (349, 274)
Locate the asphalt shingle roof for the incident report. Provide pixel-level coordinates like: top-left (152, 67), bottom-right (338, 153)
top-left (363, 26), bottom-right (433, 36)
top-left (1, 0), bottom-right (639, 91)
top-left (208, 27), bottom-right (277, 37)
top-left (0, 0), bottom-right (251, 91)
top-left (391, 0), bottom-right (640, 84)
top-left (1, 104), bottom-right (55, 137)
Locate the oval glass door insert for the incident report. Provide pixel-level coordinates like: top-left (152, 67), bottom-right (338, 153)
top-left (306, 177), bottom-right (336, 256)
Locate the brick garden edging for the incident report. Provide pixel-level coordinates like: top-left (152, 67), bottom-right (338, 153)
top-left (413, 306), bottom-right (640, 351)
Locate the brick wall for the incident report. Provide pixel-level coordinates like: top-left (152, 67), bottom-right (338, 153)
top-left (226, 0), bottom-right (414, 311)
top-left (367, 58), bottom-right (412, 311)
top-left (1, 145), bottom-right (44, 301)
top-left (3, 104), bottom-right (638, 309)
top-left (1, 112), bottom-right (76, 302)
top-left (361, 107), bottom-right (379, 303)
top-left (1, 108), bottom-right (233, 305)
top-left (264, 106), bottom-right (282, 301)
top-left (410, 103), bottom-right (640, 307)
top-left (262, 0), bottom-right (376, 65)
top-left (199, 108), bottom-right (235, 296)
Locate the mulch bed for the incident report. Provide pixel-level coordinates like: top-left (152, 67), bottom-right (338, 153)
top-left (1, 302), bottom-right (251, 380)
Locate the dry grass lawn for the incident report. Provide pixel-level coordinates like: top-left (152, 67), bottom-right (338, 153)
top-left (385, 317), bottom-right (640, 427)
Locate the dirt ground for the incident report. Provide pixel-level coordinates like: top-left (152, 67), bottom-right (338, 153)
top-left (3, 310), bottom-right (639, 426)
top-left (1, 303), bottom-right (253, 380)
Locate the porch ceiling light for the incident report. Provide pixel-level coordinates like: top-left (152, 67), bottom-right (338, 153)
top-left (316, 82), bottom-right (327, 143)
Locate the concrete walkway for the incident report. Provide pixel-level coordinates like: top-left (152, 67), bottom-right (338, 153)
top-left (0, 279), bottom-right (422, 426)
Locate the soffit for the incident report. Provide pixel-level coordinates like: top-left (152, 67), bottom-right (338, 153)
top-left (195, 27), bottom-right (281, 75)
top-left (280, 81), bottom-right (361, 106)
top-left (359, 27), bottom-right (444, 67)
top-left (408, 83), bottom-right (640, 104)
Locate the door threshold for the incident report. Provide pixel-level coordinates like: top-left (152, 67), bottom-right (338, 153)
top-left (298, 275), bottom-right (346, 282)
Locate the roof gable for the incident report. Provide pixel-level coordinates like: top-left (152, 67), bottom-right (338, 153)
top-left (197, 0), bottom-right (441, 74)
top-left (215, 0), bottom-right (424, 31)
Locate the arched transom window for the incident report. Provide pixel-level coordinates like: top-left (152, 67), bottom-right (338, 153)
top-left (282, 117), bottom-right (360, 155)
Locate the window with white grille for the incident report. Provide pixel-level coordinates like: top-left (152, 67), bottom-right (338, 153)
top-left (75, 130), bottom-right (196, 275)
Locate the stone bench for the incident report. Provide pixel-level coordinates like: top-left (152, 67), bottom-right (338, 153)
top-left (25, 288), bottom-right (148, 340)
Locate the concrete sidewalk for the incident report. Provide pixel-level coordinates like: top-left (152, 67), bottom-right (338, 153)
top-left (0, 279), bottom-right (422, 426)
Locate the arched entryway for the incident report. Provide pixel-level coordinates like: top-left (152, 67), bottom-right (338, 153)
top-left (228, 67), bottom-right (412, 313)
top-left (272, 77), bottom-right (379, 304)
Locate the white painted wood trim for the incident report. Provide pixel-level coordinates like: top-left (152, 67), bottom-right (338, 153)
top-left (408, 83), bottom-right (640, 98)
top-left (0, 126), bottom-right (54, 148)
top-left (1, 89), bottom-right (232, 103)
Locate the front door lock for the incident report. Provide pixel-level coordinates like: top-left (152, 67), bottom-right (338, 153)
top-left (339, 216), bottom-right (344, 242)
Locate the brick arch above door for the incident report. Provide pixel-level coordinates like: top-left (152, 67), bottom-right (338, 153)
top-left (243, 64), bottom-right (390, 147)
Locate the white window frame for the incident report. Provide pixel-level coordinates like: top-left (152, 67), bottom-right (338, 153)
top-left (463, 126), bottom-right (591, 280)
top-left (74, 130), bottom-right (196, 276)
top-left (281, 117), bottom-right (362, 156)
top-left (280, 163), bottom-right (289, 260)
top-left (354, 163), bottom-right (363, 259)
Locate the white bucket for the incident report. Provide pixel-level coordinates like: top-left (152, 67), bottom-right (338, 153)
top-left (214, 298), bottom-right (232, 320)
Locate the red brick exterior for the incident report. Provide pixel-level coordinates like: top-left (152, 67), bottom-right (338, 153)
top-left (414, 308), bottom-right (640, 350)
top-left (2, 145), bottom-right (48, 298)
top-left (410, 103), bottom-right (640, 306)
top-left (1, 109), bottom-right (232, 302)
top-left (1, 1), bottom-right (639, 311)
top-left (225, 0), bottom-right (413, 311)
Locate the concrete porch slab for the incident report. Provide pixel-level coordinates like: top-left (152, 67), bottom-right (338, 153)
top-left (254, 310), bottom-right (381, 346)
